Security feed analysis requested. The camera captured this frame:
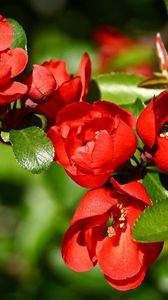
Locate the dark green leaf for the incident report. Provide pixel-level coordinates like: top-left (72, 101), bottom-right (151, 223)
top-left (90, 73), bottom-right (164, 105)
top-left (7, 18), bottom-right (27, 50)
top-left (9, 126), bottom-right (54, 174)
top-left (133, 199), bottom-right (168, 242)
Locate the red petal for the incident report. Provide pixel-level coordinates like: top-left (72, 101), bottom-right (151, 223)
top-left (0, 48), bottom-right (28, 77)
top-left (0, 81), bottom-right (28, 104)
top-left (109, 118), bottom-right (137, 170)
top-left (105, 266), bottom-right (146, 291)
top-left (62, 222), bottom-right (94, 272)
top-left (70, 188), bottom-right (116, 225)
top-left (38, 77), bottom-right (82, 120)
top-left (154, 90), bottom-right (168, 131)
top-left (28, 65), bottom-right (56, 100)
top-left (78, 53), bottom-right (91, 100)
top-left (0, 16), bottom-right (13, 51)
top-left (97, 224), bottom-right (144, 280)
top-left (47, 125), bottom-right (70, 166)
top-left (0, 63), bottom-right (11, 86)
top-left (154, 137), bottom-right (168, 172)
top-left (94, 101), bottom-right (136, 128)
top-left (66, 169), bottom-right (112, 188)
top-left (56, 101), bottom-right (91, 124)
top-left (110, 178), bottom-right (151, 206)
top-left (136, 99), bottom-right (156, 148)
top-left (42, 60), bottom-right (71, 85)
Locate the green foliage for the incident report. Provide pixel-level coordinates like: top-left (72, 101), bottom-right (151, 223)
top-left (7, 18), bottom-right (27, 50)
top-left (9, 126), bottom-right (54, 174)
top-left (133, 172), bottom-right (168, 242)
top-left (133, 199), bottom-right (168, 242)
top-left (88, 73), bottom-right (164, 105)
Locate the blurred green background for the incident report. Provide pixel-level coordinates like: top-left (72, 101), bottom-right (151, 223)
top-left (1, 0), bottom-right (168, 299)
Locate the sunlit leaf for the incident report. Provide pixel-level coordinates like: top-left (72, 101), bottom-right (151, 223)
top-left (8, 18), bottom-right (27, 50)
top-left (88, 73), bottom-right (164, 105)
top-left (10, 126), bottom-right (54, 174)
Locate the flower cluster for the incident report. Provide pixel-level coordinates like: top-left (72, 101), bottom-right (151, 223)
top-left (0, 15), bottom-right (166, 292)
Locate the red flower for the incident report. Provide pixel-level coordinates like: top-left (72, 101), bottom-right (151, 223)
top-left (92, 26), bottom-right (153, 77)
top-left (137, 90), bottom-right (168, 172)
top-left (26, 53), bottom-right (91, 120)
top-left (0, 15), bottom-right (28, 104)
top-left (62, 178), bottom-right (163, 291)
top-left (48, 100), bottom-right (137, 188)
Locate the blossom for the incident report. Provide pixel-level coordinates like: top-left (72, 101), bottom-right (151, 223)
top-left (48, 100), bottom-right (137, 188)
top-left (26, 53), bottom-right (91, 121)
top-left (137, 90), bottom-right (168, 172)
top-left (62, 178), bottom-right (163, 291)
top-left (0, 15), bottom-right (28, 104)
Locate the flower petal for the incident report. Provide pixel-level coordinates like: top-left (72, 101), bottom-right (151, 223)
top-left (0, 16), bottom-right (13, 51)
top-left (62, 222), bottom-right (95, 272)
top-left (136, 99), bottom-right (156, 148)
top-left (105, 266), bottom-right (146, 291)
top-left (109, 117), bottom-right (137, 170)
top-left (0, 81), bottom-right (28, 104)
top-left (70, 188), bottom-right (116, 225)
top-left (42, 60), bottom-right (71, 85)
top-left (28, 65), bottom-right (56, 100)
top-left (38, 77), bottom-right (82, 120)
top-left (154, 136), bottom-right (168, 172)
top-left (97, 224), bottom-right (144, 280)
top-left (66, 169), bottom-right (112, 188)
top-left (94, 100), bottom-right (136, 128)
top-left (110, 178), bottom-right (151, 206)
top-left (78, 52), bottom-right (91, 100)
top-left (0, 48), bottom-right (28, 78)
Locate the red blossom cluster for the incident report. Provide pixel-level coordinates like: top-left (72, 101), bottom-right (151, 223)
top-left (0, 15), bottom-right (165, 291)
top-left (92, 26), bottom-right (153, 77)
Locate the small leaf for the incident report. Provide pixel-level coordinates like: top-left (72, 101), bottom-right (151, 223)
top-left (133, 199), bottom-right (168, 242)
top-left (7, 18), bottom-right (27, 50)
top-left (143, 172), bottom-right (168, 204)
top-left (89, 73), bottom-right (164, 105)
top-left (9, 126), bottom-right (54, 174)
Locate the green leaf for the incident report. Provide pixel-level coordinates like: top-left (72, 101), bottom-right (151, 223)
top-left (7, 18), bottom-right (27, 50)
top-left (133, 199), bottom-right (168, 242)
top-left (9, 126), bottom-right (54, 174)
top-left (89, 73), bottom-right (164, 105)
top-left (122, 98), bottom-right (145, 119)
top-left (143, 172), bottom-right (168, 204)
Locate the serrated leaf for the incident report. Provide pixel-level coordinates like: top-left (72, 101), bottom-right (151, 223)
top-left (7, 18), bottom-right (27, 50)
top-left (133, 199), bottom-right (168, 242)
top-left (143, 172), bottom-right (168, 204)
top-left (89, 73), bottom-right (164, 105)
top-left (9, 126), bottom-right (54, 174)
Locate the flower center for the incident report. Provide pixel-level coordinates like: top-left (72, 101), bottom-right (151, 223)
top-left (107, 203), bottom-right (126, 237)
top-left (160, 130), bottom-right (168, 138)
